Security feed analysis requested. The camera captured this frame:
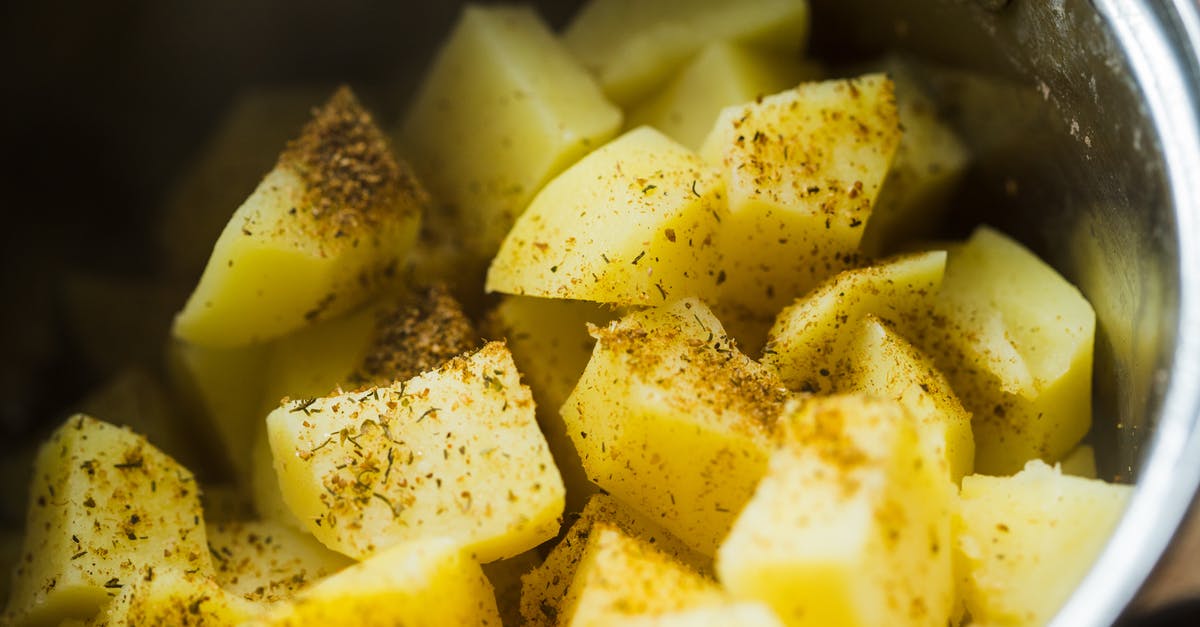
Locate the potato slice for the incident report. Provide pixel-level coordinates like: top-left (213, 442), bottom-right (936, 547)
top-left (94, 569), bottom-right (260, 627)
top-left (564, 0), bottom-right (810, 106)
top-left (267, 342), bottom-right (563, 563)
top-left (4, 416), bottom-right (211, 626)
top-left (251, 537), bottom-right (500, 626)
top-left (627, 42), bottom-right (820, 151)
top-left (843, 315), bottom-right (974, 483)
top-left (717, 396), bottom-right (955, 627)
top-left (563, 299), bottom-right (789, 555)
top-left (206, 519), bottom-right (352, 604)
top-left (955, 461), bottom-right (1130, 627)
top-left (700, 75), bottom-right (902, 315)
top-left (910, 226), bottom-right (1095, 474)
top-left (173, 87), bottom-right (425, 348)
top-left (487, 127), bottom-right (726, 305)
top-left (522, 493), bottom-right (708, 626)
top-left (400, 5), bottom-right (621, 262)
top-left (762, 251), bottom-right (946, 393)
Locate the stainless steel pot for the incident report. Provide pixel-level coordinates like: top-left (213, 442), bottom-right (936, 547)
top-left (1, 0), bottom-right (1198, 624)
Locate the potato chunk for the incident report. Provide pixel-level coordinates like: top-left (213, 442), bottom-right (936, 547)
top-left (400, 5), bottom-right (621, 261)
top-left (910, 227), bottom-right (1095, 474)
top-left (717, 396), bottom-right (954, 627)
top-left (4, 416), bottom-right (212, 626)
top-left (487, 127), bottom-right (726, 305)
top-left (701, 75), bottom-right (902, 314)
top-left (206, 519), bottom-right (352, 604)
top-left (627, 42), bottom-right (819, 151)
top-left (564, 0), bottom-right (810, 106)
top-left (173, 87), bottom-right (425, 348)
top-left (562, 299), bottom-right (789, 555)
top-left (267, 342), bottom-right (563, 562)
top-left (762, 251), bottom-right (946, 393)
top-left (251, 537), bottom-right (500, 626)
top-left (94, 570), bottom-right (260, 627)
top-left (955, 461), bottom-right (1130, 626)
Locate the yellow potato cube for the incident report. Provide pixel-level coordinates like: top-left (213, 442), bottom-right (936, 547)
top-left (562, 299), bottom-right (789, 555)
top-left (627, 42), bottom-right (820, 151)
top-left (564, 0), bottom-right (810, 106)
top-left (844, 315), bottom-right (974, 483)
top-left (858, 57), bottom-right (970, 256)
top-left (955, 461), bottom-right (1130, 626)
top-left (701, 74), bottom-right (902, 315)
top-left (207, 519), bottom-right (352, 604)
top-left (717, 396), bottom-right (954, 627)
top-left (173, 87), bottom-right (425, 348)
top-left (487, 127), bottom-right (726, 305)
top-left (251, 537), bottom-right (500, 626)
top-left (4, 416), bottom-right (212, 626)
top-left (762, 251), bottom-right (946, 393)
top-left (94, 569), bottom-right (260, 627)
top-left (522, 493), bottom-right (709, 626)
top-left (910, 226), bottom-right (1095, 474)
top-left (267, 342), bottom-right (563, 563)
top-left (400, 4), bottom-right (621, 260)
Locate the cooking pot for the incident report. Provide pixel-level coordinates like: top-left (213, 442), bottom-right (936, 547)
top-left (0, 1), bottom-right (1198, 624)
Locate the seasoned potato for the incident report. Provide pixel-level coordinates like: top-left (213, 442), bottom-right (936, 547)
top-left (955, 461), bottom-right (1130, 626)
top-left (627, 42), bottom-right (820, 151)
top-left (564, 0), bottom-right (810, 106)
top-left (4, 416), bottom-right (212, 626)
top-left (206, 519), bottom-right (352, 604)
top-left (173, 87), bottom-right (425, 348)
top-left (250, 537), bottom-right (500, 626)
top-left (94, 569), bottom-right (260, 627)
top-left (718, 395), bottom-right (954, 627)
top-left (487, 126), bottom-right (726, 305)
top-left (400, 5), bottom-right (621, 261)
top-left (700, 75), bottom-right (902, 314)
top-left (267, 342), bottom-right (564, 563)
top-left (563, 299), bottom-right (789, 555)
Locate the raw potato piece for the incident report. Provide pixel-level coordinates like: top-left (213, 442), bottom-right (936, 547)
top-left (562, 299), bottom-right (789, 555)
top-left (701, 75), bottom-right (903, 314)
top-left (487, 127), bottom-right (726, 305)
top-left (627, 42), bottom-right (820, 151)
top-left (400, 5), bottom-right (621, 261)
top-left (844, 315), bottom-right (974, 483)
top-left (95, 569), bottom-right (260, 627)
top-left (206, 519), bottom-right (353, 604)
top-left (564, 0), bottom-right (810, 106)
top-left (4, 416), bottom-right (212, 626)
top-left (762, 251), bottom-right (946, 393)
top-left (251, 537), bottom-right (501, 626)
top-left (267, 342), bottom-right (564, 563)
top-left (955, 461), bottom-right (1130, 626)
top-left (174, 87), bottom-right (425, 348)
top-left (911, 227), bottom-right (1095, 474)
top-left (717, 396), bottom-right (954, 627)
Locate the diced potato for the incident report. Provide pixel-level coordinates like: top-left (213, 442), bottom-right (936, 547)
top-left (554, 523), bottom-right (728, 626)
top-left (94, 569), bottom-right (260, 627)
top-left (562, 299), bottom-right (789, 555)
top-left (843, 315), bottom-right (974, 483)
top-left (717, 396), bottom-right (954, 627)
top-left (1060, 444), bottom-right (1098, 479)
top-left (484, 296), bottom-right (617, 510)
top-left (858, 57), bottom-right (970, 256)
top-left (627, 42), bottom-right (820, 151)
top-left (700, 75), bottom-right (902, 314)
top-left (487, 127), bottom-right (726, 305)
top-left (762, 251), bottom-right (946, 393)
top-left (619, 603), bottom-right (784, 627)
top-left (522, 493), bottom-right (709, 626)
top-left (400, 4), bottom-right (622, 261)
top-left (173, 87), bottom-right (425, 348)
top-left (564, 0), bottom-right (810, 106)
top-left (909, 227), bottom-right (1095, 474)
top-left (4, 416), bottom-right (212, 626)
top-left (267, 342), bottom-right (563, 563)
top-left (955, 461), bottom-right (1130, 626)
top-left (250, 537), bottom-right (501, 626)
top-left (207, 519), bottom-right (352, 604)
